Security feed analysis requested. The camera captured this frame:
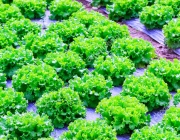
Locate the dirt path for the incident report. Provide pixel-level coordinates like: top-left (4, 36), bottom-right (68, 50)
top-left (77, 0), bottom-right (180, 60)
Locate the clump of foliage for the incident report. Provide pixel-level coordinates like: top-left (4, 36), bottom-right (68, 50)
top-left (5, 18), bottom-right (41, 41)
top-left (36, 88), bottom-right (86, 128)
top-left (111, 38), bottom-right (155, 67)
top-left (173, 89), bottom-right (180, 106)
top-left (60, 119), bottom-right (117, 139)
top-left (107, 0), bottom-right (148, 21)
top-left (163, 18), bottom-right (180, 49)
top-left (155, 0), bottom-right (180, 16)
top-left (2, 0), bottom-right (13, 3)
top-left (70, 10), bottom-right (107, 28)
top-left (46, 19), bottom-right (88, 44)
top-left (70, 36), bottom-right (108, 67)
top-left (147, 58), bottom-right (180, 91)
top-left (69, 73), bottom-right (113, 108)
top-left (12, 64), bottom-right (64, 101)
top-left (88, 21), bottom-right (130, 47)
top-left (121, 73), bottom-right (171, 111)
top-left (0, 73), bottom-right (6, 88)
top-left (148, 0), bottom-right (155, 5)
top-left (0, 26), bottom-right (18, 48)
top-left (130, 125), bottom-right (180, 140)
top-left (91, 0), bottom-right (112, 7)
top-left (140, 4), bottom-right (174, 29)
top-left (0, 87), bottom-right (27, 116)
top-left (49, 0), bottom-right (83, 20)
top-left (13, 0), bottom-right (47, 19)
top-left (0, 4), bottom-right (23, 23)
top-left (22, 33), bottom-right (67, 59)
top-left (96, 95), bottom-right (150, 134)
top-left (44, 51), bottom-right (87, 82)
top-left (162, 107), bottom-right (180, 133)
top-left (0, 112), bottom-right (54, 139)
top-left (93, 55), bottom-right (135, 86)
top-left (0, 47), bottom-right (34, 79)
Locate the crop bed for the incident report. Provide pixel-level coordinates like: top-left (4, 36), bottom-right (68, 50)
top-left (0, 0), bottom-right (180, 140)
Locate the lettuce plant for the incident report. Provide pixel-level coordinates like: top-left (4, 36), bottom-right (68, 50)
top-left (46, 19), bottom-right (88, 44)
top-left (130, 125), bottom-right (180, 140)
top-left (70, 36), bottom-right (108, 67)
top-left (147, 58), bottom-right (180, 91)
top-left (70, 10), bottom-right (107, 28)
top-left (96, 95), bottom-right (150, 134)
top-left (0, 26), bottom-right (18, 49)
top-left (0, 112), bottom-right (54, 139)
top-left (140, 4), bottom-right (174, 29)
top-left (0, 73), bottom-right (6, 88)
top-left (107, 0), bottom-right (148, 21)
top-left (93, 55), bottom-right (135, 86)
top-left (13, 0), bottom-right (47, 19)
top-left (0, 4), bottom-right (23, 23)
top-left (69, 73), bottom-right (113, 108)
top-left (49, 0), bottom-right (83, 20)
top-left (121, 73), bottom-right (171, 111)
top-left (0, 47), bottom-right (34, 79)
top-left (155, 0), bottom-right (180, 16)
top-left (162, 107), bottom-right (180, 133)
top-left (5, 18), bottom-right (41, 41)
top-left (88, 21), bottom-right (130, 47)
top-left (163, 18), bottom-right (180, 49)
top-left (60, 119), bottom-right (117, 139)
top-left (36, 88), bottom-right (86, 128)
top-left (173, 89), bottom-right (180, 106)
top-left (22, 33), bottom-right (67, 59)
top-left (0, 88), bottom-right (27, 116)
top-left (44, 51), bottom-right (87, 82)
top-left (12, 64), bottom-right (64, 101)
top-left (91, 0), bottom-right (112, 7)
top-left (111, 38), bottom-right (155, 67)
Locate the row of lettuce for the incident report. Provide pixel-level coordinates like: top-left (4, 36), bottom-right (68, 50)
top-left (0, 0), bottom-right (180, 49)
top-left (0, 0), bottom-right (180, 139)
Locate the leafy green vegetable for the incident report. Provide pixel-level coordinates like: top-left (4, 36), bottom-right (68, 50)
top-left (49, 0), bottom-right (83, 20)
top-left (13, 0), bottom-right (47, 19)
top-left (0, 4), bottom-right (24, 23)
top-left (91, 0), bottom-right (112, 7)
top-left (36, 87), bottom-right (86, 128)
top-left (0, 73), bottom-right (6, 88)
top-left (0, 47), bottom-right (34, 79)
top-left (121, 73), bottom-right (171, 111)
top-left (111, 37), bottom-right (155, 67)
top-left (5, 18), bottom-right (41, 41)
top-left (60, 119), bottom-right (117, 140)
top-left (0, 112), bottom-right (54, 139)
top-left (12, 64), bottom-right (64, 101)
top-left (22, 32), bottom-right (67, 59)
top-left (162, 107), bottom-right (180, 134)
top-left (46, 19), bottom-right (88, 44)
top-left (70, 10), bottom-right (107, 28)
top-left (0, 26), bottom-right (18, 48)
top-left (0, 87), bottom-right (27, 116)
top-left (173, 89), bottom-right (180, 106)
top-left (69, 73), bottom-right (113, 108)
top-left (107, 0), bottom-right (148, 21)
top-left (130, 125), bottom-right (180, 140)
top-left (93, 55), bottom-right (135, 86)
top-left (70, 36), bottom-right (108, 67)
top-left (44, 51), bottom-right (87, 82)
top-left (155, 0), bottom-right (180, 16)
top-left (147, 58), bottom-right (180, 91)
top-left (140, 4), bottom-right (174, 29)
top-left (163, 18), bottom-right (180, 49)
top-left (88, 21), bottom-right (130, 47)
top-left (96, 95), bottom-right (150, 135)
